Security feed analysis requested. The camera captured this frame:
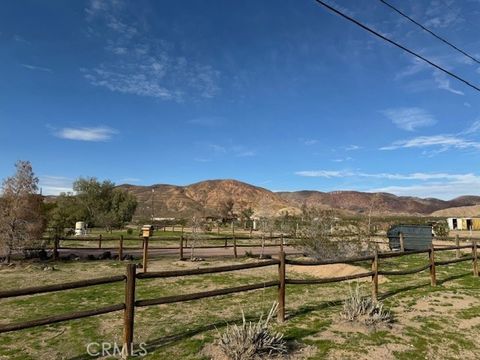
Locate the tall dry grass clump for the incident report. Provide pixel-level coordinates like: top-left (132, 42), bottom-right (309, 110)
top-left (218, 302), bottom-right (287, 360)
top-left (341, 283), bottom-right (393, 326)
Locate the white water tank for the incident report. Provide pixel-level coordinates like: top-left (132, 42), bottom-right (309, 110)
top-left (75, 221), bottom-right (86, 236)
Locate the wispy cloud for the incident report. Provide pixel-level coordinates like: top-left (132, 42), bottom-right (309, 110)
top-left (54, 126), bottom-right (118, 142)
top-left (295, 169), bottom-right (480, 182)
top-left (381, 107), bottom-right (436, 131)
top-left (83, 0), bottom-right (220, 101)
top-left (13, 34), bottom-right (30, 44)
top-left (433, 71), bottom-right (464, 96)
top-left (461, 120), bottom-right (480, 135)
top-left (39, 176), bottom-right (73, 195)
top-left (345, 145), bottom-right (361, 151)
top-left (188, 116), bottom-right (224, 127)
top-left (119, 177), bottom-right (141, 183)
top-left (21, 64), bottom-right (52, 73)
top-left (303, 139), bottom-right (318, 146)
top-left (332, 157), bottom-right (353, 163)
top-left (380, 134), bottom-right (480, 151)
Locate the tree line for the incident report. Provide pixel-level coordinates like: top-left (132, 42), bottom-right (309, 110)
top-left (0, 161), bottom-right (137, 263)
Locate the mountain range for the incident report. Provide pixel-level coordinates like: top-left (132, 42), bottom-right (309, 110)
top-left (118, 179), bottom-right (480, 219)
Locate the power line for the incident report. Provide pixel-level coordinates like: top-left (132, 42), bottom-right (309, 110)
top-left (313, 0), bottom-right (480, 93)
top-left (379, 0), bottom-right (480, 65)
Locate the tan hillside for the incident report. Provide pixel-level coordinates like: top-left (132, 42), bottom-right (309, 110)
top-left (431, 205), bottom-right (480, 217)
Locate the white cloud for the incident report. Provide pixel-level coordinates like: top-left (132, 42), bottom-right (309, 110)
top-left (119, 177), bottom-right (140, 183)
top-left (433, 71), bottom-right (464, 96)
top-left (304, 139), bottom-right (318, 146)
top-left (295, 170), bottom-right (480, 199)
top-left (345, 145), bottom-right (361, 151)
top-left (295, 170), bottom-right (479, 182)
top-left (39, 176), bottom-right (73, 195)
top-left (369, 181), bottom-right (480, 200)
top-left (380, 135), bottom-right (480, 151)
top-left (295, 170), bottom-right (354, 178)
top-left (460, 120), bottom-right (480, 135)
top-left (55, 126), bottom-right (118, 142)
top-left (21, 64), bottom-right (52, 73)
top-left (83, 0), bottom-right (220, 101)
top-left (381, 107), bottom-right (436, 131)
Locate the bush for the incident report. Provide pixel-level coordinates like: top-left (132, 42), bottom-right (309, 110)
top-left (126, 228), bottom-right (133, 235)
top-left (218, 303), bottom-right (287, 359)
top-left (341, 284), bottom-right (393, 326)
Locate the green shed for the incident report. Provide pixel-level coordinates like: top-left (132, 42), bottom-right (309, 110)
top-left (387, 225), bottom-right (433, 251)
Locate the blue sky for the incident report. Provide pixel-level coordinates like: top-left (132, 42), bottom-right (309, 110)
top-left (1, 0), bottom-right (480, 199)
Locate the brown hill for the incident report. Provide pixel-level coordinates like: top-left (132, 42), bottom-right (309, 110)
top-left (119, 179), bottom-right (297, 219)
top-left (118, 179), bottom-right (480, 219)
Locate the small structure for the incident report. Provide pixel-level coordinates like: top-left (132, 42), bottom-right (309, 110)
top-left (447, 217), bottom-right (480, 231)
top-left (387, 225), bottom-right (432, 251)
top-left (74, 221), bottom-right (87, 236)
top-left (141, 225), bottom-right (154, 238)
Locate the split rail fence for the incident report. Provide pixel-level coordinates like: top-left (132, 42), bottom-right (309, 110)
top-left (0, 242), bottom-right (478, 356)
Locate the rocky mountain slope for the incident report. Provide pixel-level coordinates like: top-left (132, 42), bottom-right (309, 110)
top-left (118, 179), bottom-right (480, 219)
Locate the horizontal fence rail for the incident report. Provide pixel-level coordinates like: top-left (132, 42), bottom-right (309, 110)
top-left (0, 275), bottom-right (126, 299)
top-left (0, 304), bottom-right (125, 333)
top-left (135, 281), bottom-right (280, 307)
top-left (286, 272), bottom-right (374, 285)
top-left (137, 260), bottom-right (279, 279)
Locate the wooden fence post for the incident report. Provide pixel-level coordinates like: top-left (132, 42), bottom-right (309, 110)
top-left (142, 237), bottom-right (149, 273)
top-left (119, 235), bottom-right (124, 261)
top-left (280, 234), bottom-right (284, 253)
top-left (98, 234), bottom-right (102, 249)
top-left (429, 244), bottom-right (436, 286)
top-left (472, 240), bottom-right (478, 277)
top-left (233, 237), bottom-right (237, 258)
top-left (455, 234), bottom-right (460, 259)
top-left (53, 236), bottom-right (59, 260)
top-left (399, 232), bottom-right (405, 252)
top-left (371, 249), bottom-right (378, 302)
top-left (123, 264), bottom-right (136, 357)
top-left (179, 235), bottom-right (184, 260)
top-left (277, 251), bottom-right (286, 323)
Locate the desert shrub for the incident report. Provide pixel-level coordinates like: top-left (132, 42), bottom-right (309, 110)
top-left (432, 220), bottom-right (448, 239)
top-left (297, 207), bottom-right (373, 260)
top-left (341, 284), bottom-right (393, 326)
top-left (218, 303), bottom-right (287, 360)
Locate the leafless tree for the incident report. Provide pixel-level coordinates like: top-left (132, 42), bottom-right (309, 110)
top-left (0, 161), bottom-right (45, 263)
top-left (189, 214), bottom-right (205, 260)
top-left (297, 207), bottom-right (371, 260)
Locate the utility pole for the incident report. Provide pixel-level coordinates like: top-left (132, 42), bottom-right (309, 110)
top-left (151, 188), bottom-right (155, 222)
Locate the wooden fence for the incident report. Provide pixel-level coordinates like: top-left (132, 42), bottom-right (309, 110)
top-left (51, 234), bottom-right (292, 263)
top-left (0, 242), bottom-right (478, 356)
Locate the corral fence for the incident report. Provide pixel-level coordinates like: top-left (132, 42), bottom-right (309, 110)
top-left (0, 241), bottom-right (478, 356)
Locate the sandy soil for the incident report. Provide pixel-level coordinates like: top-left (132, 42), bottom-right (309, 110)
top-left (289, 263), bottom-right (388, 284)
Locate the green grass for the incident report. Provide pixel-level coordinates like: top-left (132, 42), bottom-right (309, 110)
top-left (1, 249), bottom-right (480, 359)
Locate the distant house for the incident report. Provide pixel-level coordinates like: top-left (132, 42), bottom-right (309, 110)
top-left (447, 217), bottom-right (480, 231)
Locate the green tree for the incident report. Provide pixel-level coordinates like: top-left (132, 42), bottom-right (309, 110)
top-left (72, 177), bottom-right (137, 231)
top-left (48, 193), bottom-right (83, 239)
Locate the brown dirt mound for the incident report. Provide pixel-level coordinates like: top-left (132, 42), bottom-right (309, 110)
top-left (289, 263), bottom-right (388, 283)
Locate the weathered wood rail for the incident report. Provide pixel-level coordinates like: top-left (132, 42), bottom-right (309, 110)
top-left (0, 241), bottom-right (478, 356)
